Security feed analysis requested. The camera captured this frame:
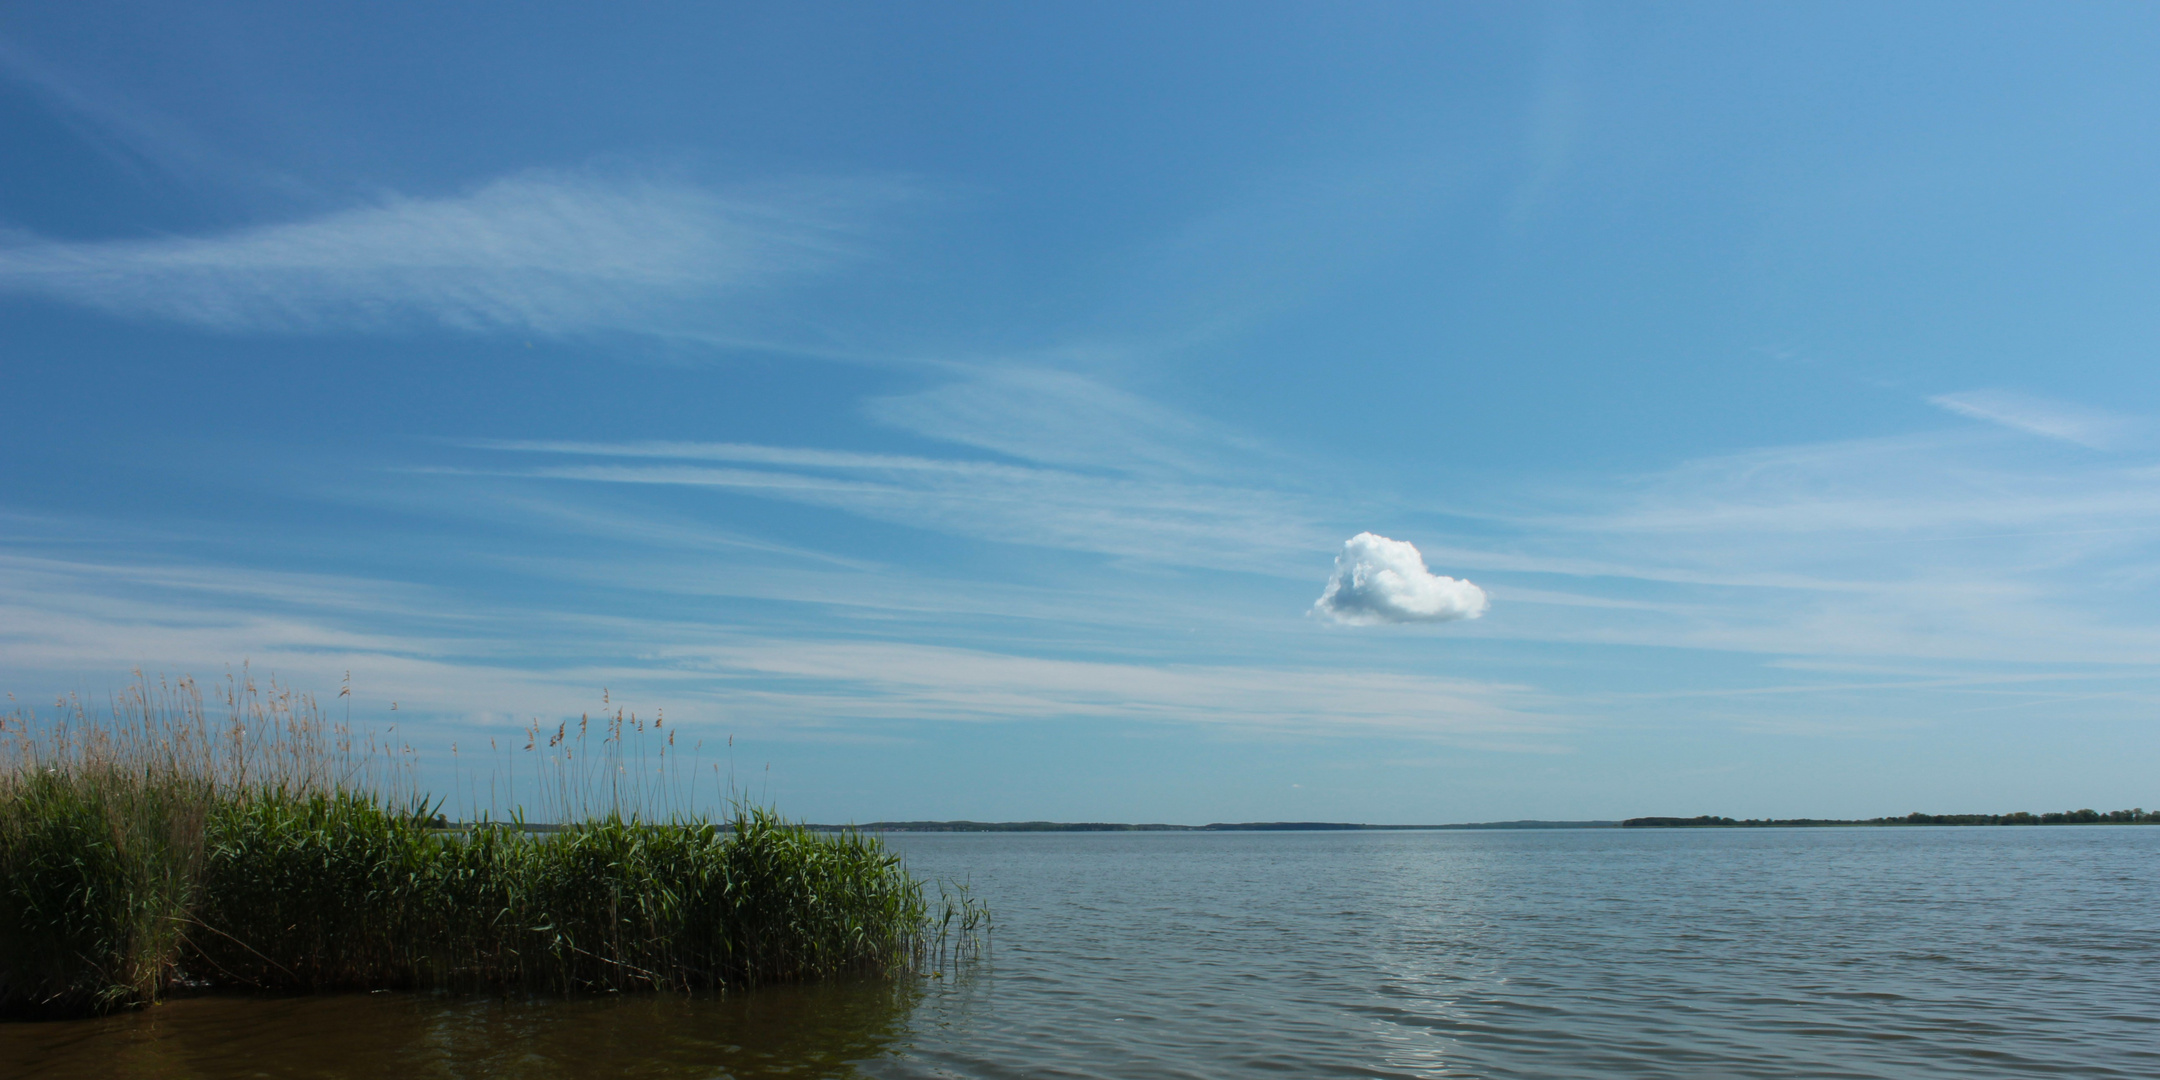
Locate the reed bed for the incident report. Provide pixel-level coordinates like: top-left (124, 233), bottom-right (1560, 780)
top-left (0, 671), bottom-right (984, 1017)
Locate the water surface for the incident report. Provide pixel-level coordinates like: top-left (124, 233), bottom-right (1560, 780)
top-left (10, 826), bottom-right (2156, 1078)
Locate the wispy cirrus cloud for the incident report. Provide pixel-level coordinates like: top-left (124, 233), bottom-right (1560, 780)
top-left (431, 449), bottom-right (1326, 572)
top-left (656, 638), bottom-right (1549, 737)
top-left (1928, 389), bottom-right (2132, 450)
top-left (1409, 430), bottom-right (2160, 667)
top-left (865, 367), bottom-right (1278, 477)
top-left (0, 37), bottom-right (290, 197)
top-left (1560, 435), bottom-right (2160, 540)
top-left (441, 368), bottom-right (1339, 572)
top-left (0, 169), bottom-right (893, 336)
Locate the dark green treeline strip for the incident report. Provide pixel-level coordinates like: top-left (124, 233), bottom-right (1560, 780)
top-left (1624, 809), bottom-right (2160, 828)
top-left (808, 812), bottom-right (2158, 832)
top-left (806, 820), bottom-right (1621, 832)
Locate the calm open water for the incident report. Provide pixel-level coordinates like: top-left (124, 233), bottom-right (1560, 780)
top-left (8, 827), bottom-right (2157, 1078)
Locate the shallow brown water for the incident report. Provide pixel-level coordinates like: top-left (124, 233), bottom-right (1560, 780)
top-left (4, 982), bottom-right (920, 1079)
top-left (9, 826), bottom-right (2160, 1078)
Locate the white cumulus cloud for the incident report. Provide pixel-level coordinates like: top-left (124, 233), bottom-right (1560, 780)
top-left (1313, 532), bottom-right (1489, 625)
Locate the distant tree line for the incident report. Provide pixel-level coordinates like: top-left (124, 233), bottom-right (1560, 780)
top-left (806, 819), bottom-right (1622, 833)
top-left (1623, 808), bottom-right (2160, 828)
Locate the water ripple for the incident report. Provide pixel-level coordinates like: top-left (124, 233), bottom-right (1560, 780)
top-left (8, 827), bottom-right (2156, 1078)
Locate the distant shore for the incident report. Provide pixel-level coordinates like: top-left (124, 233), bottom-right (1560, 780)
top-left (807, 820), bottom-right (1620, 832)
top-left (1621, 809), bottom-right (2159, 827)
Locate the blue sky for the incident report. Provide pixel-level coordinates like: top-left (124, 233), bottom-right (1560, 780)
top-left (4, 2), bottom-right (2159, 823)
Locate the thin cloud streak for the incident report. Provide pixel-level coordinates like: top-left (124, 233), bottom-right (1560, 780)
top-left (429, 455), bottom-right (1330, 573)
top-left (457, 439), bottom-right (1047, 477)
top-left (655, 639), bottom-right (1550, 737)
top-left (1930, 389), bottom-right (2131, 450)
top-left (1405, 431), bottom-right (2160, 665)
top-left (0, 170), bottom-right (892, 335)
top-left (865, 367), bottom-right (1279, 477)
top-left (1578, 436), bottom-right (2160, 536)
top-left (0, 36), bottom-right (280, 196)
top-left (442, 368), bottom-right (1337, 572)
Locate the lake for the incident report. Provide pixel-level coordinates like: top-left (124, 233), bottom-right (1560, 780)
top-left (9, 826), bottom-right (2156, 1078)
